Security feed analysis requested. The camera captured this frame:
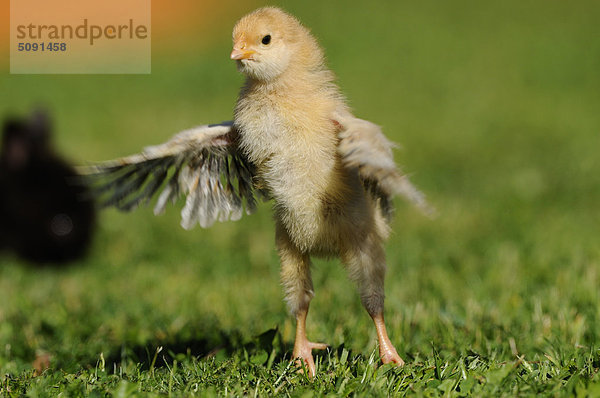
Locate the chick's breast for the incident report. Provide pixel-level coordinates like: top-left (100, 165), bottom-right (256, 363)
top-left (235, 85), bottom-right (348, 251)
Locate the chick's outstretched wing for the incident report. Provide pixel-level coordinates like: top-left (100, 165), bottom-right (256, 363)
top-left (334, 110), bottom-right (434, 218)
top-left (80, 122), bottom-right (258, 229)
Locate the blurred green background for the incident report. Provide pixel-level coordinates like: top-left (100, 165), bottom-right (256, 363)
top-left (1, 0), bottom-right (599, 390)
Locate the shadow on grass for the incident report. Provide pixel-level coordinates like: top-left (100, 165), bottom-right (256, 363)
top-left (96, 327), bottom-right (280, 371)
top-left (96, 327), bottom-right (356, 373)
top-left (99, 330), bottom-right (244, 371)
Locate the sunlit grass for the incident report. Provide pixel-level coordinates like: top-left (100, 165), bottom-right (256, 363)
top-left (1, 0), bottom-right (600, 395)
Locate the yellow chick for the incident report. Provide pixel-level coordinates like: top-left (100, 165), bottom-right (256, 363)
top-left (86, 7), bottom-right (431, 377)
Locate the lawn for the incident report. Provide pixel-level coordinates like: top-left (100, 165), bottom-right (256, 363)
top-left (1, 0), bottom-right (600, 396)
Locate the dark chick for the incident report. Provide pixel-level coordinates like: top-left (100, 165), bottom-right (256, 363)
top-left (0, 111), bottom-right (96, 264)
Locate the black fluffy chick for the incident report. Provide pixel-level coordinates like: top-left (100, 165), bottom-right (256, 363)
top-left (0, 111), bottom-right (96, 264)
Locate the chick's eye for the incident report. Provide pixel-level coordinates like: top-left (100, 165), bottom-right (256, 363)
top-left (261, 35), bottom-right (271, 45)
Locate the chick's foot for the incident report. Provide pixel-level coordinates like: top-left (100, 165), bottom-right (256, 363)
top-left (293, 339), bottom-right (328, 377)
top-left (379, 342), bottom-right (405, 366)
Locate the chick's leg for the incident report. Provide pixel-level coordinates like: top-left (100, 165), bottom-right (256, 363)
top-left (293, 304), bottom-right (328, 377)
top-left (343, 236), bottom-right (404, 366)
top-left (276, 226), bottom-right (327, 377)
top-left (371, 312), bottom-right (403, 365)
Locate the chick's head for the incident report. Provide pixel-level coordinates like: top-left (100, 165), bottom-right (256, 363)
top-left (231, 7), bottom-right (324, 82)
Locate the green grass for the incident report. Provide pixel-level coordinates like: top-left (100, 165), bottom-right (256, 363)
top-left (2, 0), bottom-right (600, 396)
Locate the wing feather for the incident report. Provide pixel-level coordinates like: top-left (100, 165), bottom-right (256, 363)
top-left (80, 122), bottom-right (260, 229)
top-left (334, 109), bottom-right (434, 217)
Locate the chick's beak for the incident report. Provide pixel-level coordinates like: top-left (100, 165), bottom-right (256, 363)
top-left (230, 40), bottom-right (255, 60)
